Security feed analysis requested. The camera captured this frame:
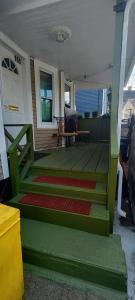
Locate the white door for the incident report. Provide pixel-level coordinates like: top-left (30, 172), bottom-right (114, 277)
top-left (0, 43), bottom-right (27, 179)
top-left (0, 44), bottom-right (25, 125)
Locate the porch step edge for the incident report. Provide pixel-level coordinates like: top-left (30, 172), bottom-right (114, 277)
top-left (24, 263), bottom-right (127, 300)
top-left (21, 218), bottom-right (127, 293)
top-left (9, 193), bottom-right (109, 236)
top-left (20, 180), bottom-right (107, 202)
top-left (29, 166), bottom-right (108, 182)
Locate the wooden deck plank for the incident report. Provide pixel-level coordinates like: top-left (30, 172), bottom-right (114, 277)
top-left (83, 144), bottom-right (103, 172)
top-left (48, 147), bottom-right (86, 170)
top-left (96, 145), bottom-right (109, 173)
top-left (33, 143), bottom-right (109, 173)
top-left (59, 144), bottom-right (95, 170)
top-left (59, 147), bottom-right (87, 170)
top-left (72, 144), bottom-right (97, 171)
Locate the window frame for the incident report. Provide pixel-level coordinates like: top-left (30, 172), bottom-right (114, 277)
top-left (64, 81), bottom-right (71, 107)
top-left (34, 59), bottom-right (59, 129)
top-left (64, 79), bottom-right (74, 109)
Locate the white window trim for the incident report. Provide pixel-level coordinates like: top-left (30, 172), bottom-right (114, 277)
top-left (64, 79), bottom-right (74, 110)
top-left (34, 59), bottom-right (59, 129)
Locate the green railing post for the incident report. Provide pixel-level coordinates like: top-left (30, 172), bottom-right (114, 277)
top-left (7, 124), bottom-right (35, 196)
top-left (9, 149), bottom-right (20, 196)
top-left (26, 125), bottom-right (34, 162)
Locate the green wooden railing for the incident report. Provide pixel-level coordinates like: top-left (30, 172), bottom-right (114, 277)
top-left (107, 140), bottom-right (118, 232)
top-left (5, 124), bottom-right (34, 196)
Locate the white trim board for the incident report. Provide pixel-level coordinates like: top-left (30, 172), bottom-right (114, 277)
top-left (34, 59), bottom-right (59, 129)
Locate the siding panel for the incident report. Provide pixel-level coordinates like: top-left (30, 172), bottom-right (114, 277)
top-left (30, 60), bottom-right (57, 150)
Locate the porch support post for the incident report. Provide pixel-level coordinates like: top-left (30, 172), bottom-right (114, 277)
top-left (60, 70), bottom-right (65, 118)
top-left (108, 0), bottom-right (127, 231)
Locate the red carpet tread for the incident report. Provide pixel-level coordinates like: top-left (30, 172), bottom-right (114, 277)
top-left (33, 175), bottom-right (96, 189)
top-left (21, 193), bottom-right (92, 215)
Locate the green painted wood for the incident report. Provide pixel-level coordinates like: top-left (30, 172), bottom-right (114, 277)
top-left (29, 167), bottom-right (107, 182)
top-left (108, 157), bottom-right (118, 231)
top-left (26, 125), bottom-right (34, 161)
top-left (32, 143), bottom-right (109, 174)
top-left (9, 149), bottom-right (20, 196)
top-left (4, 128), bottom-right (23, 152)
top-left (9, 193), bottom-right (109, 236)
top-left (24, 263), bottom-right (127, 300)
top-left (7, 124), bottom-right (34, 196)
top-left (21, 219), bottom-right (127, 292)
top-left (20, 179), bottom-right (107, 204)
top-left (20, 160), bottom-right (33, 180)
top-left (78, 118), bottom-right (110, 142)
top-left (72, 144), bottom-right (97, 171)
top-left (83, 144), bottom-right (103, 172)
top-left (18, 142), bottom-right (31, 165)
top-left (96, 146), bottom-right (109, 173)
top-left (8, 124), bottom-right (30, 154)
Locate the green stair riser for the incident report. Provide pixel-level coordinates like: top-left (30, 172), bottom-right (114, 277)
top-left (29, 167), bottom-right (107, 183)
top-left (9, 201), bottom-right (109, 236)
top-left (23, 247), bottom-right (127, 292)
top-left (25, 263), bottom-right (127, 300)
top-left (20, 182), bottom-right (107, 203)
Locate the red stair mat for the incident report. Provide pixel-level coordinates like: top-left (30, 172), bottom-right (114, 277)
top-left (33, 175), bottom-right (96, 189)
top-left (21, 193), bottom-right (92, 215)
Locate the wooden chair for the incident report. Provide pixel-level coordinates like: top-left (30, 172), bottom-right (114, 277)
top-left (54, 116), bottom-right (78, 147)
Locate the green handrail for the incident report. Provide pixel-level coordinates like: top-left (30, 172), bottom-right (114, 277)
top-left (4, 128), bottom-right (23, 152)
top-left (5, 124), bottom-right (34, 196)
top-left (8, 125), bottom-right (30, 154)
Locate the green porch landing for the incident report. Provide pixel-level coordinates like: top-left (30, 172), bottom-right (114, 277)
top-left (31, 142), bottom-right (109, 180)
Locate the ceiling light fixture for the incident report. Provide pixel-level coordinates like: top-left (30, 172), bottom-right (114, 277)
top-left (51, 25), bottom-right (72, 43)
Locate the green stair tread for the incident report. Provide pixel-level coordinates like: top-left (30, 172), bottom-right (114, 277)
top-left (22, 176), bottom-right (107, 195)
top-left (24, 263), bottom-right (127, 300)
top-left (21, 218), bottom-right (126, 275)
top-left (10, 193), bottom-right (109, 220)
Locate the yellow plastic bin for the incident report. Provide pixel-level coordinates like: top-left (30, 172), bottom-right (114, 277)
top-left (0, 204), bottom-right (24, 300)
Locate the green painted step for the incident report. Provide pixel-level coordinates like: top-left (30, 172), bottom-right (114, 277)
top-left (9, 193), bottom-right (109, 236)
top-left (20, 176), bottom-right (107, 204)
top-left (25, 263), bottom-right (127, 300)
top-left (21, 219), bottom-right (127, 293)
top-left (29, 165), bottom-right (107, 183)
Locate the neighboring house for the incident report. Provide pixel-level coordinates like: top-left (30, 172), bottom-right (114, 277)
top-left (75, 89), bottom-right (103, 116)
top-left (123, 90), bottom-right (135, 102)
top-left (122, 99), bottom-right (135, 119)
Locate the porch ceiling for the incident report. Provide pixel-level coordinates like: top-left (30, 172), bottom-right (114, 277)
top-left (0, 0), bottom-right (134, 88)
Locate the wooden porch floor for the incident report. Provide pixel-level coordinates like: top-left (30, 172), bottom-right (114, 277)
top-left (33, 143), bottom-right (109, 174)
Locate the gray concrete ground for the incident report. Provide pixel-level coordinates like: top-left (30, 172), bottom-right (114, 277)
top-left (24, 273), bottom-right (104, 300)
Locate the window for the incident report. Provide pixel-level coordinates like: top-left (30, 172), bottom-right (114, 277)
top-left (2, 58), bottom-right (18, 74)
top-left (35, 59), bottom-right (59, 128)
top-left (64, 83), bottom-right (71, 107)
top-left (40, 71), bottom-right (53, 123)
